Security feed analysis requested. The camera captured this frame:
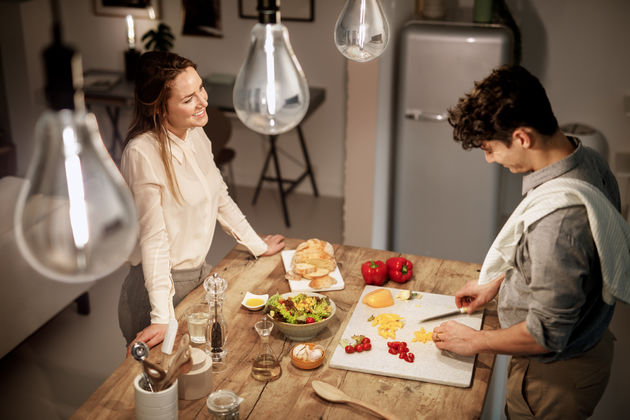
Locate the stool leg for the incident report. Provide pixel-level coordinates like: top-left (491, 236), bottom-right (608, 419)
top-left (253, 144), bottom-right (273, 205)
top-left (75, 292), bottom-right (90, 315)
top-left (297, 125), bottom-right (319, 197)
top-left (269, 135), bottom-right (291, 227)
top-left (105, 105), bottom-right (123, 162)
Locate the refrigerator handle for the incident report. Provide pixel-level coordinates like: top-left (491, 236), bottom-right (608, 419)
top-left (405, 109), bottom-right (449, 122)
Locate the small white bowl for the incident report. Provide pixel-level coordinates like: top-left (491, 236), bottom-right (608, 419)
top-left (241, 292), bottom-right (268, 311)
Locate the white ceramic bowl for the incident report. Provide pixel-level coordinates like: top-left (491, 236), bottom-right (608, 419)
top-left (266, 292), bottom-right (336, 341)
top-left (241, 292), bottom-right (268, 311)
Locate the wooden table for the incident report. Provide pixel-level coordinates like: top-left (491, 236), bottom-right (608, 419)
top-left (72, 239), bottom-right (499, 419)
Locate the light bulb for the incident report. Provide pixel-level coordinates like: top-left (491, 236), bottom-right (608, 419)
top-left (233, 1), bottom-right (309, 135)
top-left (334, 0), bottom-right (390, 62)
top-left (14, 110), bottom-right (138, 283)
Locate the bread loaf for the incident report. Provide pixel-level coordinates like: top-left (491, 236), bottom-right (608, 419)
top-left (287, 238), bottom-right (337, 289)
top-left (308, 275), bottom-right (336, 289)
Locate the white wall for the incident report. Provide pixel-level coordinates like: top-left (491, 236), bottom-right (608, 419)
top-left (343, 0), bottom-right (414, 249)
top-left (6, 0), bottom-right (346, 197)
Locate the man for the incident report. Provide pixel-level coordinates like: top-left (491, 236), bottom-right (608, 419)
top-left (434, 65), bottom-right (630, 419)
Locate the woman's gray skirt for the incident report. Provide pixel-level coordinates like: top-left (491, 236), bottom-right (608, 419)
top-left (118, 262), bottom-right (211, 346)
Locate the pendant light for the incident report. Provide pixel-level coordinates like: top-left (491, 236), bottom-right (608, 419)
top-left (14, 0), bottom-right (138, 283)
top-left (233, 0), bottom-right (309, 135)
top-left (334, 0), bottom-right (390, 62)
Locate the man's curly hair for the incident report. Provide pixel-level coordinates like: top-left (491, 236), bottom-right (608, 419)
top-left (447, 65), bottom-right (558, 150)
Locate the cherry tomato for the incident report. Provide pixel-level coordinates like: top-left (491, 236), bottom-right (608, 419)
top-left (363, 342), bottom-right (372, 351)
top-left (355, 344), bottom-right (364, 352)
top-left (398, 352), bottom-right (406, 359)
top-left (345, 345), bottom-right (355, 354)
top-left (405, 352), bottom-right (415, 363)
top-left (388, 347), bottom-right (398, 355)
top-left (362, 337), bottom-right (371, 345)
top-left (306, 317), bottom-right (315, 324)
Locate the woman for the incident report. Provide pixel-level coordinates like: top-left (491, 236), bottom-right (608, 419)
top-left (118, 51), bottom-right (285, 353)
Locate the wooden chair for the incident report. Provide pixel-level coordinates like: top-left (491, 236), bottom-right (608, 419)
top-left (203, 106), bottom-right (237, 200)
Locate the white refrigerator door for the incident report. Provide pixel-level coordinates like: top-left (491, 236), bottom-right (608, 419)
top-left (391, 22), bottom-right (514, 263)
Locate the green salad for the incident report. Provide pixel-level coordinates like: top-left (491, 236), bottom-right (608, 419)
top-left (265, 293), bottom-right (332, 324)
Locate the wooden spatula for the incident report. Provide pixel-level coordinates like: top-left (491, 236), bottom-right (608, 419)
top-left (159, 333), bottom-right (192, 391)
top-left (312, 380), bottom-right (401, 420)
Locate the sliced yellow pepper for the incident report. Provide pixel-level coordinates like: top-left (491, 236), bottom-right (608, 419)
top-left (371, 313), bottom-right (405, 339)
top-left (411, 327), bottom-right (433, 343)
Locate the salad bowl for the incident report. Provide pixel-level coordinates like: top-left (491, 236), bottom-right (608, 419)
top-left (264, 292), bottom-right (336, 341)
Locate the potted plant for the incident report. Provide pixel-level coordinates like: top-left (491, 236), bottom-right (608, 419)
top-left (141, 23), bottom-right (175, 52)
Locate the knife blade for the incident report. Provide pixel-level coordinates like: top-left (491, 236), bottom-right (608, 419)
top-left (418, 307), bottom-right (468, 323)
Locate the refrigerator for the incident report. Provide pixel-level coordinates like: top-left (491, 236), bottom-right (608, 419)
top-left (391, 21), bottom-right (521, 264)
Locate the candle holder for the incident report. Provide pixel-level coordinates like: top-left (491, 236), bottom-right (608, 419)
top-left (124, 48), bottom-right (141, 81)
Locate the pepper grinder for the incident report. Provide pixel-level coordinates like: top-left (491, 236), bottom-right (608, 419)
top-left (204, 273), bottom-right (228, 366)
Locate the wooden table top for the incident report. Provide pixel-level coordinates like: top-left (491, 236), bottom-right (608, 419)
top-left (72, 238), bottom-right (499, 419)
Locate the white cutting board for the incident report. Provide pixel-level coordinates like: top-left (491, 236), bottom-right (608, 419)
top-left (281, 250), bottom-right (345, 292)
top-left (329, 285), bottom-right (483, 388)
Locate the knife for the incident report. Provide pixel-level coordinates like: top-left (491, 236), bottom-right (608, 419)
top-left (418, 307), bottom-right (468, 323)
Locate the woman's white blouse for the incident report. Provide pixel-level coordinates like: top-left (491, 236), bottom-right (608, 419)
top-left (121, 127), bottom-right (267, 323)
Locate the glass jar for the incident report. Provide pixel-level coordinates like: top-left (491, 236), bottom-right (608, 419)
top-left (206, 389), bottom-right (242, 420)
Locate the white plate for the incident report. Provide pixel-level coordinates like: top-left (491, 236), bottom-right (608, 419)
top-left (241, 292), bottom-right (268, 311)
top-left (281, 250), bottom-right (345, 292)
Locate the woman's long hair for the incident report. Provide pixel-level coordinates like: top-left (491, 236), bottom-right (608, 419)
top-left (125, 51), bottom-right (196, 202)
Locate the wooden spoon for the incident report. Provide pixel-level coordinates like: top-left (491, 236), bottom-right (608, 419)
top-left (162, 352), bottom-right (192, 391)
top-left (159, 333), bottom-right (192, 391)
top-left (312, 380), bottom-right (401, 420)
top-left (142, 359), bottom-right (166, 391)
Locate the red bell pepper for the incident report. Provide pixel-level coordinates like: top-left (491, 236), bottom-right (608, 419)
top-left (361, 260), bottom-right (387, 286)
top-left (386, 257), bottom-right (413, 283)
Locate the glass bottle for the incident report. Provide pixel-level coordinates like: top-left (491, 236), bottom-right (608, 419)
top-left (204, 273), bottom-right (228, 365)
top-left (251, 317), bottom-right (282, 381)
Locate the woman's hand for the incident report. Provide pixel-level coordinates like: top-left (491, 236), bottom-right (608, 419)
top-left (455, 274), bottom-right (504, 314)
top-left (261, 234), bottom-right (285, 256)
top-left (126, 323), bottom-right (168, 357)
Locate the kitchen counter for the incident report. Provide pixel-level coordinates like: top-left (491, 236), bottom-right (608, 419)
top-left (71, 238), bottom-right (499, 419)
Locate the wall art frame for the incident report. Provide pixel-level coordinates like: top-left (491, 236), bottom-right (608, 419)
top-left (93, 0), bottom-right (161, 19)
top-left (238, 0), bottom-right (314, 22)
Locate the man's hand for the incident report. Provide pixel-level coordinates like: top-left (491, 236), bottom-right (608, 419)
top-left (455, 274), bottom-right (504, 313)
top-left (261, 234), bottom-right (285, 256)
top-left (126, 323), bottom-right (168, 357)
top-left (432, 320), bottom-right (481, 356)
top-left (433, 320), bottom-right (548, 357)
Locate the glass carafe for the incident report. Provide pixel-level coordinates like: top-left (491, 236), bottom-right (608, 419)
top-left (251, 317), bottom-right (282, 381)
top-left (204, 273), bottom-right (228, 364)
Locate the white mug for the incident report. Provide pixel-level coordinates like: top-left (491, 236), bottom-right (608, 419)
top-left (134, 374), bottom-right (178, 420)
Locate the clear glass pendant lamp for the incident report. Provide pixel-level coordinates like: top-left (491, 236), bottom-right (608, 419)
top-left (233, 0), bottom-right (309, 135)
